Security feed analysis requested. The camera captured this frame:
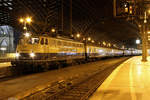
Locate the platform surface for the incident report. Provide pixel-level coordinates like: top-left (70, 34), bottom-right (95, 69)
top-left (0, 58), bottom-right (127, 100)
top-left (89, 56), bottom-right (150, 100)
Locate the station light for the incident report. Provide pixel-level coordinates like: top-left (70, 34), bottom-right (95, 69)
top-left (30, 52), bottom-right (35, 58)
top-left (23, 26), bottom-right (27, 30)
top-left (71, 34), bottom-right (74, 37)
top-left (144, 19), bottom-right (147, 23)
top-left (125, 7), bottom-right (128, 13)
top-left (16, 53), bottom-right (20, 57)
top-left (24, 32), bottom-right (30, 37)
top-left (138, 24), bottom-right (141, 28)
top-left (103, 41), bottom-right (106, 46)
top-left (148, 9), bottom-right (150, 14)
top-left (91, 40), bottom-right (95, 43)
top-left (19, 17), bottom-right (32, 23)
top-left (76, 33), bottom-right (80, 38)
top-left (0, 47), bottom-right (6, 51)
top-left (124, 4), bottom-right (127, 8)
top-left (136, 39), bottom-right (140, 44)
top-left (26, 17), bottom-right (32, 23)
top-left (51, 28), bottom-right (56, 33)
top-left (83, 38), bottom-right (86, 41)
top-left (108, 43), bottom-right (111, 47)
top-left (88, 37), bottom-right (91, 41)
top-left (148, 31), bottom-right (150, 34)
top-left (19, 18), bottom-right (24, 23)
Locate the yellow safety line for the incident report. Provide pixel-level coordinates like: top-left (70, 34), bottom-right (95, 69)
top-left (129, 58), bottom-right (137, 100)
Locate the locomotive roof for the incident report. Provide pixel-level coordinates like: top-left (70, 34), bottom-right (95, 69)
top-left (32, 34), bottom-right (84, 44)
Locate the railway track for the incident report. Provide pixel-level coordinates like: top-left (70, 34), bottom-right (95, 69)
top-left (22, 58), bottom-right (128, 100)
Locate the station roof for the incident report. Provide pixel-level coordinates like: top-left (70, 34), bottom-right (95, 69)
top-left (0, 0), bottom-right (139, 48)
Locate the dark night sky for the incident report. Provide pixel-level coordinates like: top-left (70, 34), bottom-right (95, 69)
top-left (1, 0), bottom-right (139, 47)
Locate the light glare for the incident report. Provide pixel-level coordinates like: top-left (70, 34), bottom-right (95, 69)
top-left (88, 37), bottom-right (91, 41)
top-left (30, 53), bottom-right (35, 58)
top-left (0, 47), bottom-right (6, 51)
top-left (136, 39), bottom-right (140, 44)
top-left (16, 53), bottom-right (20, 57)
top-left (51, 28), bottom-right (56, 33)
top-left (24, 32), bottom-right (30, 37)
top-left (26, 17), bottom-right (32, 23)
top-left (19, 18), bottom-right (24, 23)
top-left (76, 33), bottom-right (80, 38)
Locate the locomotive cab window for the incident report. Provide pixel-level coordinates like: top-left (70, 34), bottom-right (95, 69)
top-left (28, 38), bottom-right (39, 44)
top-left (32, 38), bottom-right (39, 44)
top-left (40, 38), bottom-right (44, 45)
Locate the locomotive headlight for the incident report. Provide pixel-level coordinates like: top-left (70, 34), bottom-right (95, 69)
top-left (30, 52), bottom-right (35, 58)
top-left (16, 53), bottom-right (20, 57)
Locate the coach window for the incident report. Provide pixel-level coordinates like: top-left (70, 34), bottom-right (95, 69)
top-left (71, 43), bottom-right (73, 46)
top-left (73, 43), bottom-right (75, 47)
top-left (41, 38), bottom-right (44, 45)
top-left (49, 39), bottom-right (52, 46)
top-left (58, 41), bottom-right (61, 46)
top-left (53, 40), bottom-right (56, 47)
top-left (61, 41), bottom-right (64, 46)
top-left (76, 44), bottom-right (78, 47)
top-left (89, 48), bottom-right (91, 53)
top-left (64, 42), bottom-right (67, 46)
top-left (45, 38), bottom-right (48, 45)
top-left (66, 42), bottom-right (69, 46)
top-left (78, 44), bottom-right (80, 47)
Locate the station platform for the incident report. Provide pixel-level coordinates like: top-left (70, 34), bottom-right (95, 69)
top-left (0, 57), bottom-right (127, 100)
top-left (0, 62), bottom-right (11, 78)
top-left (89, 56), bottom-right (150, 100)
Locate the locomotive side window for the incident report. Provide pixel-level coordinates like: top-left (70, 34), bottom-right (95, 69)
top-left (41, 38), bottom-right (44, 45)
top-left (45, 38), bottom-right (48, 45)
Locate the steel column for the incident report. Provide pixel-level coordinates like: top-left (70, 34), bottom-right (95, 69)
top-left (142, 23), bottom-right (148, 62)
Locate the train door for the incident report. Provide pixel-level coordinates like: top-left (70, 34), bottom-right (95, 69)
top-left (40, 37), bottom-right (45, 52)
top-left (45, 38), bottom-right (49, 53)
